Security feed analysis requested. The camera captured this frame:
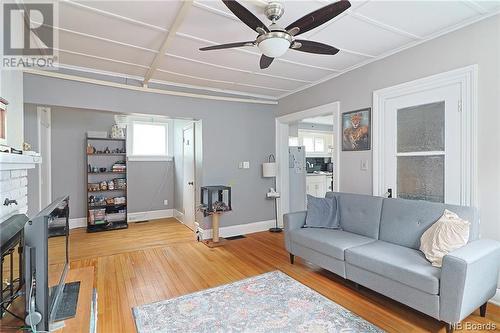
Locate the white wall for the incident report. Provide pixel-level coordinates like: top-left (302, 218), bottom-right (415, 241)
top-left (277, 15), bottom-right (500, 297)
top-left (1, 70), bottom-right (24, 149)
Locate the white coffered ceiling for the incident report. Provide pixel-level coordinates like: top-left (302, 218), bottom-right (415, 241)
top-left (51, 0), bottom-right (500, 100)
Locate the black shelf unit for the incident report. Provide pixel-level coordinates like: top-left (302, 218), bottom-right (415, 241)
top-left (86, 136), bottom-right (128, 233)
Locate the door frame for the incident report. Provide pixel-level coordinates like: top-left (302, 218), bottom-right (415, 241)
top-left (37, 106), bottom-right (51, 211)
top-left (182, 122), bottom-right (196, 230)
top-left (275, 101), bottom-right (341, 227)
top-left (372, 65), bottom-right (478, 207)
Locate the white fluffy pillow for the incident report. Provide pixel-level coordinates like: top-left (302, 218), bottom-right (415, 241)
top-left (419, 209), bottom-right (470, 267)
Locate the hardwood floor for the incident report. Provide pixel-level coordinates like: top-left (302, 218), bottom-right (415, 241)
top-left (3, 218), bottom-right (500, 332)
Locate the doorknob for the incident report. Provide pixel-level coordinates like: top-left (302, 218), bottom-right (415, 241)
top-left (188, 181), bottom-right (194, 185)
top-left (385, 188), bottom-right (392, 198)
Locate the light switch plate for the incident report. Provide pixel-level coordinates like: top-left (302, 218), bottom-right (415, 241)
top-left (238, 162), bottom-right (244, 169)
top-left (164, 200), bottom-right (169, 206)
top-left (243, 161), bottom-right (250, 169)
top-left (360, 159), bottom-right (368, 171)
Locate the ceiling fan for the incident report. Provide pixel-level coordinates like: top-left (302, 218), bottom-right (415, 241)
top-left (199, 0), bottom-right (351, 69)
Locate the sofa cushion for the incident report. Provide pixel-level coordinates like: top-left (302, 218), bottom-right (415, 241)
top-left (290, 228), bottom-right (375, 261)
top-left (335, 193), bottom-right (384, 239)
top-left (380, 198), bottom-right (478, 250)
top-left (345, 241), bottom-right (441, 295)
top-left (304, 195), bottom-right (340, 229)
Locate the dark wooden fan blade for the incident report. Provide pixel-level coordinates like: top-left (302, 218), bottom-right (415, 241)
top-left (285, 0), bottom-right (351, 36)
top-left (292, 40), bottom-right (339, 55)
top-left (222, 0), bottom-right (269, 33)
top-left (260, 55), bottom-right (274, 69)
top-left (200, 41), bottom-right (254, 51)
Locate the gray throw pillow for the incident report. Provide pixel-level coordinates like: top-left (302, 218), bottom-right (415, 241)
top-left (304, 195), bottom-right (340, 229)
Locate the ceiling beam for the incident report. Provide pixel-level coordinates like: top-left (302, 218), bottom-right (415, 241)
top-left (143, 0), bottom-right (193, 87)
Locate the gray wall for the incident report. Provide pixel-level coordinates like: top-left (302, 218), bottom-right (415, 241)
top-left (277, 15), bottom-right (500, 243)
top-left (23, 74), bottom-right (276, 228)
top-left (24, 104), bottom-right (174, 219)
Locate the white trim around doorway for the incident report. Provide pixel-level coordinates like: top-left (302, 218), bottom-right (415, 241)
top-left (372, 65), bottom-right (478, 207)
top-left (275, 101), bottom-right (341, 227)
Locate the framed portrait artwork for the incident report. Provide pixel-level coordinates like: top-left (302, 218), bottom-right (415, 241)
top-left (342, 108), bottom-right (371, 151)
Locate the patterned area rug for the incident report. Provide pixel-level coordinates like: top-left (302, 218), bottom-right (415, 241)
top-left (132, 270), bottom-right (384, 333)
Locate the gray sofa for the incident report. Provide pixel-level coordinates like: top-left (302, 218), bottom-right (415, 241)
top-left (284, 192), bottom-right (500, 332)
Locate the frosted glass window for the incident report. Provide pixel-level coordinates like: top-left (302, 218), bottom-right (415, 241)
top-left (397, 102), bottom-right (445, 153)
top-left (132, 123), bottom-right (168, 156)
top-left (314, 137), bottom-right (325, 152)
top-left (303, 137), bottom-right (314, 152)
top-left (397, 155), bottom-right (444, 203)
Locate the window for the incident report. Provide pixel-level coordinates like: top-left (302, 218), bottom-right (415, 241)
top-left (289, 137), bottom-right (299, 146)
top-left (129, 121), bottom-right (170, 159)
top-left (302, 137), bottom-right (314, 152)
top-left (314, 137), bottom-right (325, 152)
top-left (301, 134), bottom-right (327, 153)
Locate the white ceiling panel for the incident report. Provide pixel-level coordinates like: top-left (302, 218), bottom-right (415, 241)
top-left (311, 14), bottom-right (413, 56)
top-left (240, 72), bottom-right (308, 91)
top-left (178, 6), bottom-right (256, 46)
top-left (152, 70), bottom-right (282, 97)
top-left (78, 1), bottom-right (183, 29)
top-left (58, 51), bottom-right (147, 77)
top-left (280, 48), bottom-right (370, 71)
top-left (475, 1), bottom-right (500, 11)
top-left (159, 55), bottom-right (250, 83)
top-left (261, 59), bottom-right (333, 82)
top-left (59, 30), bottom-right (155, 67)
top-left (59, 2), bottom-right (165, 50)
top-left (356, 1), bottom-right (479, 38)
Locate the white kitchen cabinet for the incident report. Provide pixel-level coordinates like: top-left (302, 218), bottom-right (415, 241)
top-left (306, 175), bottom-right (327, 197)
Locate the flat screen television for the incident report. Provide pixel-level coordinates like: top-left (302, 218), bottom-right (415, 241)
top-left (24, 196), bottom-right (69, 331)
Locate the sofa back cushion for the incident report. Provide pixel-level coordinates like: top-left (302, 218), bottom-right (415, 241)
top-left (328, 192), bottom-right (384, 239)
top-left (379, 198), bottom-right (479, 250)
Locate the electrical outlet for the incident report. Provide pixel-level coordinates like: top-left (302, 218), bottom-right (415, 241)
top-left (163, 200), bottom-right (169, 206)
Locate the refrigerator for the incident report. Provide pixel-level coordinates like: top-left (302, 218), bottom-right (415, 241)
top-left (289, 146), bottom-right (307, 212)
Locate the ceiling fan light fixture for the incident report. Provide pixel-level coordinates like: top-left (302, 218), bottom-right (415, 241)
top-left (256, 31), bottom-right (292, 58)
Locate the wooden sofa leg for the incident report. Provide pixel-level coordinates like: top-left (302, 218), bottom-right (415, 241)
top-left (480, 302), bottom-right (487, 317)
top-left (446, 323), bottom-right (455, 333)
top-left (289, 253), bottom-right (294, 264)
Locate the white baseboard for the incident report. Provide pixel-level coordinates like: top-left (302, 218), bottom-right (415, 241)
top-left (174, 209), bottom-right (184, 223)
top-left (69, 217), bottom-right (87, 229)
top-left (490, 289), bottom-right (500, 306)
top-left (69, 209), bottom-right (174, 229)
top-left (198, 219), bottom-right (276, 240)
top-left (128, 209), bottom-right (173, 222)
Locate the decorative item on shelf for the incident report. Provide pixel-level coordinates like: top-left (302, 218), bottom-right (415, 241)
top-left (99, 167), bottom-right (107, 173)
top-left (92, 167), bottom-right (99, 173)
top-left (107, 180), bottom-right (115, 190)
top-left (262, 154), bottom-right (281, 233)
top-left (106, 197), bottom-right (115, 205)
top-left (0, 97), bottom-right (8, 145)
top-left (112, 161), bottom-right (126, 172)
top-left (111, 124), bottom-right (125, 139)
top-left (114, 178), bottom-right (126, 190)
top-left (104, 147), bottom-right (111, 154)
top-left (87, 143), bottom-right (96, 155)
top-left (342, 108), bottom-right (371, 151)
top-left (114, 196), bottom-right (126, 205)
top-left (99, 181), bottom-right (108, 191)
top-left (22, 142), bottom-right (31, 151)
top-left (88, 183), bottom-right (100, 192)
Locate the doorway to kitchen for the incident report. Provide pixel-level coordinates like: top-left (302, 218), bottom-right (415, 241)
top-left (275, 101), bottom-right (341, 227)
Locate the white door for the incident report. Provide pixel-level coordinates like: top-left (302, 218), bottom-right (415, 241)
top-left (182, 124), bottom-right (196, 230)
top-left (382, 84), bottom-right (461, 204)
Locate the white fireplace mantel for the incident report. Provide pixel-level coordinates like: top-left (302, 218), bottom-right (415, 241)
top-left (0, 153), bottom-right (41, 171)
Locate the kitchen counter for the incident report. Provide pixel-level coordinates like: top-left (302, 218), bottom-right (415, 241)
top-left (306, 172), bottom-right (333, 176)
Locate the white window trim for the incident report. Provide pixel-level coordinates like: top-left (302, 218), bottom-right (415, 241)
top-left (124, 116), bottom-right (174, 162)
